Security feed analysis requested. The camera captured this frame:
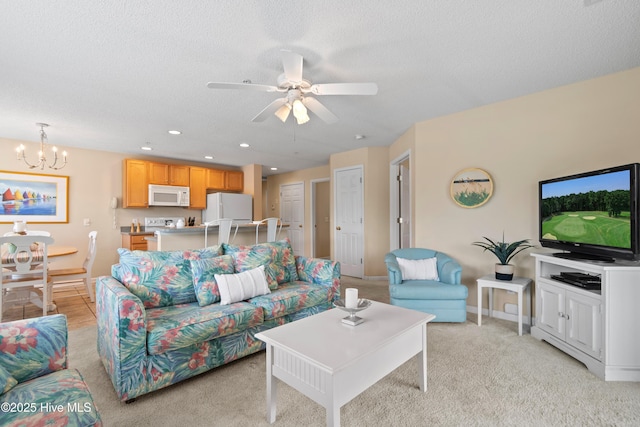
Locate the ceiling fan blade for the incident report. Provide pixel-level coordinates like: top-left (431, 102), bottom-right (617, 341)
top-left (302, 97), bottom-right (338, 124)
top-left (281, 50), bottom-right (303, 83)
top-left (308, 82), bottom-right (378, 96)
top-left (251, 98), bottom-right (288, 122)
top-left (207, 82), bottom-right (278, 92)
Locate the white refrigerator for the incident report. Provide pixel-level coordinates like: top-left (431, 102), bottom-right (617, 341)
top-left (202, 193), bottom-right (253, 223)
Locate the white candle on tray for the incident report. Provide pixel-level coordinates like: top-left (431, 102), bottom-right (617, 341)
top-left (345, 288), bottom-right (358, 309)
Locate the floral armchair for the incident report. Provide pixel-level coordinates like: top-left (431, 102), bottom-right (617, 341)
top-left (0, 314), bottom-right (102, 426)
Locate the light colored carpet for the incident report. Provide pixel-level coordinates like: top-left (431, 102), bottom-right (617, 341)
top-left (69, 315), bottom-right (640, 426)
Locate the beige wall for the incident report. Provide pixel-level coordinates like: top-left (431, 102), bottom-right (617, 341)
top-left (241, 163), bottom-right (262, 221)
top-left (265, 165), bottom-right (331, 256)
top-left (398, 66), bottom-right (640, 314)
top-left (0, 145), bottom-right (240, 277)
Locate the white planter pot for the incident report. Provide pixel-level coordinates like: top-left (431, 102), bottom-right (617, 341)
top-left (495, 264), bottom-right (514, 281)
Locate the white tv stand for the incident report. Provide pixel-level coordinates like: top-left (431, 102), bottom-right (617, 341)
top-left (531, 252), bottom-right (640, 381)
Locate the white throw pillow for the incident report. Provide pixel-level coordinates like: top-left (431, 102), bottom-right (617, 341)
top-left (215, 265), bottom-right (271, 305)
top-left (396, 257), bottom-right (439, 281)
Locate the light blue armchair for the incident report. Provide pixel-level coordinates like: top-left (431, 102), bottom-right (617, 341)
top-left (384, 248), bottom-right (468, 322)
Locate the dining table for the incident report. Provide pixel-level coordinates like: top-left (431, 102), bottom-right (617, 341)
top-left (48, 245), bottom-right (78, 258)
top-left (1, 243), bottom-right (78, 313)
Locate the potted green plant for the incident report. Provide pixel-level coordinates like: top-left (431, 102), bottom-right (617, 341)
top-left (473, 234), bottom-right (534, 280)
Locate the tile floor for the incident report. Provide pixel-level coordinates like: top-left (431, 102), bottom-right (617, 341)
top-left (2, 281), bottom-right (96, 331)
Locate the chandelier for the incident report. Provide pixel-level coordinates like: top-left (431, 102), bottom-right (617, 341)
top-left (16, 123), bottom-right (67, 170)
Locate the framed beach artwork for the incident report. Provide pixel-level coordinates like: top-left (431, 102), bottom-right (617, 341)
top-left (450, 168), bottom-right (493, 208)
top-left (0, 170), bottom-right (69, 223)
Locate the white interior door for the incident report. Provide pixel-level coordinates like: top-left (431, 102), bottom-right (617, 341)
top-left (334, 166), bottom-right (364, 278)
top-left (390, 151), bottom-right (411, 251)
top-left (280, 182), bottom-right (304, 256)
top-left (399, 160), bottom-right (411, 248)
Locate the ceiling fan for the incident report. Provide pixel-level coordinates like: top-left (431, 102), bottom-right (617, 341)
top-left (206, 50), bottom-right (378, 125)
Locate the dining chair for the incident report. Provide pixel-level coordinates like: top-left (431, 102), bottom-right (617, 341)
top-left (48, 231), bottom-right (97, 303)
top-left (1, 235), bottom-right (54, 319)
top-left (255, 217), bottom-right (282, 244)
top-left (204, 219), bottom-right (238, 247)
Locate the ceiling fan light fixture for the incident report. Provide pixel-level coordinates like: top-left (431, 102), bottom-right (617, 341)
top-left (292, 99), bottom-right (309, 125)
top-left (274, 103), bottom-right (292, 122)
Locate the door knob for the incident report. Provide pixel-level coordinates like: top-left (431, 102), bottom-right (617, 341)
top-left (299, 224), bottom-right (303, 228)
top-left (336, 226), bottom-right (341, 230)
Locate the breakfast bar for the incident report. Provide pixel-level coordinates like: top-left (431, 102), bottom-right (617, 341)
top-left (150, 223), bottom-right (286, 250)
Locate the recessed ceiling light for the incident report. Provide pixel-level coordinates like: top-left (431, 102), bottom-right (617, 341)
top-left (239, 143), bottom-right (250, 148)
top-left (204, 155), bottom-right (214, 160)
top-left (355, 134), bottom-right (365, 140)
top-left (141, 146), bottom-right (152, 151)
top-left (270, 167), bottom-right (278, 171)
top-left (168, 130), bottom-right (182, 135)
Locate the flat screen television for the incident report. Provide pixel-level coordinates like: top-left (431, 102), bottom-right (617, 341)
top-left (539, 163), bottom-right (640, 262)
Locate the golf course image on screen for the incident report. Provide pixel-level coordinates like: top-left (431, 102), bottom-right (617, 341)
top-left (541, 189), bottom-right (631, 249)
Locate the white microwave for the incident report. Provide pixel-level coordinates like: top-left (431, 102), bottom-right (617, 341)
top-left (148, 185), bottom-right (190, 207)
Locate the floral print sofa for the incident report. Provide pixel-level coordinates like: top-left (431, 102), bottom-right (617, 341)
top-left (96, 239), bottom-right (340, 402)
top-left (0, 314), bottom-right (102, 426)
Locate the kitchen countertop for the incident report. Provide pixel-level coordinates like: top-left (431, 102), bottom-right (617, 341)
top-left (121, 223), bottom-right (288, 236)
top-left (153, 223), bottom-right (288, 234)
top-left (120, 227), bottom-right (156, 235)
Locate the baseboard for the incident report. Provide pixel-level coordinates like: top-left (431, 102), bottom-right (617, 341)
top-left (362, 275), bottom-right (387, 281)
top-left (466, 305), bottom-right (533, 325)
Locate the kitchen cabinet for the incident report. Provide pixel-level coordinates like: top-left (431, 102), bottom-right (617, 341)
top-left (123, 159), bottom-right (244, 209)
top-left (121, 233), bottom-right (153, 251)
top-left (149, 163), bottom-right (190, 186)
top-left (206, 169), bottom-right (244, 192)
top-left (225, 170), bottom-right (244, 192)
top-left (189, 167), bottom-right (207, 209)
top-left (169, 165), bottom-right (190, 186)
top-left (148, 162), bottom-right (169, 185)
top-left (206, 169), bottom-right (225, 190)
top-left (531, 253), bottom-right (640, 381)
top-left (123, 159), bottom-right (148, 208)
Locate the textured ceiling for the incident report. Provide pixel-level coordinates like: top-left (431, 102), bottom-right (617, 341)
top-left (1, 1), bottom-right (639, 176)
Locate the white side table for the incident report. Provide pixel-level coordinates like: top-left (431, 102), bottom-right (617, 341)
top-left (477, 274), bottom-right (532, 336)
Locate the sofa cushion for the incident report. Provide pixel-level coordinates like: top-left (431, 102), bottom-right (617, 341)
top-left (0, 315), bottom-right (67, 384)
top-left (248, 281), bottom-right (333, 321)
top-left (215, 265), bottom-right (271, 305)
top-left (115, 246), bottom-right (223, 308)
top-left (224, 238), bottom-right (298, 289)
top-left (145, 301), bottom-right (264, 355)
top-left (396, 257), bottom-right (439, 281)
top-left (190, 255), bottom-right (235, 306)
top-left (0, 364), bottom-right (17, 394)
top-left (390, 280), bottom-right (469, 300)
top-left (0, 368), bottom-right (102, 426)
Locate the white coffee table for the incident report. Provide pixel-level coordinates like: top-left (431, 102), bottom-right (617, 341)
top-left (255, 301), bottom-right (436, 427)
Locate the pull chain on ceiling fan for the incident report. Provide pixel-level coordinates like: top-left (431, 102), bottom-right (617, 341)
top-left (207, 50), bottom-right (378, 125)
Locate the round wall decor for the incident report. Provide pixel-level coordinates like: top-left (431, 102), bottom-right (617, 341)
top-left (450, 168), bottom-right (493, 208)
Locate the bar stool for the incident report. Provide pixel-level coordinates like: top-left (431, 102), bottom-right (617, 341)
top-left (255, 218), bottom-right (282, 244)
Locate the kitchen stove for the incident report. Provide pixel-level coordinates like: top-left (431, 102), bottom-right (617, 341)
top-left (144, 216), bottom-right (186, 230)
